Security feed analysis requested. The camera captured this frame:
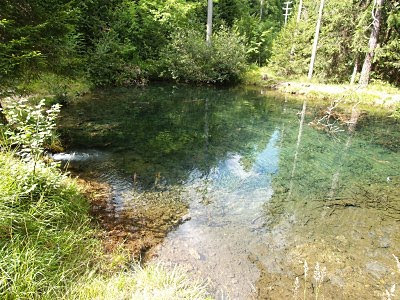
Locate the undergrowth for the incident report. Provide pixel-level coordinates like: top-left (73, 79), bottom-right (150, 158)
top-left (0, 151), bottom-right (100, 299)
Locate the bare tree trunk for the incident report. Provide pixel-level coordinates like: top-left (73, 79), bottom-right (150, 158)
top-left (307, 0), bottom-right (325, 80)
top-left (359, 0), bottom-right (384, 85)
top-left (296, 0), bottom-right (303, 22)
top-left (260, 0), bottom-right (265, 20)
top-left (0, 101), bottom-right (7, 124)
top-left (350, 56), bottom-right (359, 85)
top-left (206, 0), bottom-right (213, 45)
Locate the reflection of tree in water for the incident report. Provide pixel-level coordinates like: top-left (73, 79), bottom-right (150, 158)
top-left (258, 102), bottom-right (400, 300)
top-left (286, 100), bottom-right (307, 201)
top-left (329, 106), bottom-right (360, 198)
top-left (60, 85), bottom-right (283, 187)
top-left (265, 101), bottom-right (400, 223)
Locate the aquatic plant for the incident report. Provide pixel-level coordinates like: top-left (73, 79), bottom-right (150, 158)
top-left (303, 260), bottom-right (309, 299)
top-left (293, 276), bottom-right (300, 299)
top-left (385, 254), bottom-right (400, 300)
top-left (313, 262), bottom-right (326, 300)
top-left (394, 254), bottom-right (400, 272)
top-left (293, 260), bottom-right (327, 300)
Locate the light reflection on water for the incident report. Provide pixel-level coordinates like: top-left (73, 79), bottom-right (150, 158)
top-left (59, 85), bottom-right (400, 299)
top-left (154, 129), bottom-right (281, 299)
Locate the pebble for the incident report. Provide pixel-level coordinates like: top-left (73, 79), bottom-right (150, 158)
top-left (366, 261), bottom-right (388, 278)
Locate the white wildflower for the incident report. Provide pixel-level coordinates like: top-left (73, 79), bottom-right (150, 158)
top-left (393, 254), bottom-right (400, 272)
top-left (293, 276), bottom-right (300, 299)
top-left (314, 262), bottom-right (321, 283)
top-left (304, 260), bottom-right (308, 278)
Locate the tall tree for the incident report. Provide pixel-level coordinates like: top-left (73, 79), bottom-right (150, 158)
top-left (296, 0), bottom-right (303, 22)
top-left (359, 0), bottom-right (385, 85)
top-left (260, 0), bottom-right (265, 20)
top-left (0, 102), bottom-right (6, 124)
top-left (308, 0), bottom-right (325, 80)
top-left (206, 0), bottom-right (213, 45)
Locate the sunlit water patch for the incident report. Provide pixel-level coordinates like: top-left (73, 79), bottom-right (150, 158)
top-left (59, 85), bottom-right (400, 299)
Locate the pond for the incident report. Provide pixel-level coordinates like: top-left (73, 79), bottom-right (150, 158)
top-left (57, 84), bottom-right (400, 299)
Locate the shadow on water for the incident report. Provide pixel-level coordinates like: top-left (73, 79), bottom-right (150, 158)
top-left (58, 84), bottom-right (400, 299)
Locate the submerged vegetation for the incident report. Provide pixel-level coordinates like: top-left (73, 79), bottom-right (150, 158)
top-left (0, 0), bottom-right (399, 299)
top-left (0, 100), bottom-right (210, 299)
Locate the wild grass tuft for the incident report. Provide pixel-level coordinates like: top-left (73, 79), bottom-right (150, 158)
top-left (70, 263), bottom-right (212, 300)
top-left (0, 151), bottom-right (101, 299)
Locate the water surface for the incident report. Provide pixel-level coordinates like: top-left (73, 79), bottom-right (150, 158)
top-left (59, 84), bottom-right (400, 299)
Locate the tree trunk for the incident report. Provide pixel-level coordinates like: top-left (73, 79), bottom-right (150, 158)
top-left (307, 0), bottom-right (325, 80)
top-left (350, 56), bottom-right (359, 85)
top-left (296, 0), bottom-right (303, 23)
top-left (206, 0), bottom-right (213, 45)
top-left (260, 0), bottom-right (264, 20)
top-left (359, 0), bottom-right (384, 85)
top-left (0, 101), bottom-right (7, 124)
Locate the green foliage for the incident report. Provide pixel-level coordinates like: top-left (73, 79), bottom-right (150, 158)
top-left (0, 0), bottom-right (81, 85)
top-left (269, 0), bottom-right (357, 82)
top-left (0, 152), bottom-right (100, 299)
top-left (374, 1), bottom-right (400, 85)
top-left (87, 31), bottom-right (145, 87)
top-left (269, 0), bottom-right (400, 86)
top-left (160, 27), bottom-right (247, 84)
top-left (0, 0), bottom-right (288, 88)
top-left (1, 99), bottom-right (60, 164)
top-left (236, 15), bottom-right (279, 65)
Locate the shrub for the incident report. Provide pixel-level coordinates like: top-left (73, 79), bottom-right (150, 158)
top-left (160, 27), bottom-right (247, 84)
top-left (1, 98), bottom-right (60, 171)
top-left (87, 31), bottom-right (146, 87)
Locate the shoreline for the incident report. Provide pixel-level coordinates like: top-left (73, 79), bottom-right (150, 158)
top-left (242, 67), bottom-right (400, 113)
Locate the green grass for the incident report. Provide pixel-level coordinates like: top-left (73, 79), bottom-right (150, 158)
top-left (13, 73), bottom-right (92, 106)
top-left (0, 151), bottom-right (212, 299)
top-left (242, 67), bottom-right (400, 115)
top-left (0, 151), bottom-right (100, 299)
top-left (70, 263), bottom-right (212, 300)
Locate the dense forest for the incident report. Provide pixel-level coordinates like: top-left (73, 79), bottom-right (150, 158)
top-left (1, 0), bottom-right (400, 88)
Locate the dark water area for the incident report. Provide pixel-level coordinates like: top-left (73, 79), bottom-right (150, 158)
top-left (57, 84), bottom-right (400, 299)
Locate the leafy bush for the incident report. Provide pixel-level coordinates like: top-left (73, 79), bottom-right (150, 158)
top-left (160, 27), bottom-right (247, 84)
top-left (1, 98), bottom-right (60, 167)
top-left (87, 31), bottom-right (146, 87)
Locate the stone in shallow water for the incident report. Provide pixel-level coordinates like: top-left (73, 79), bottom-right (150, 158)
top-left (366, 261), bottom-right (388, 278)
top-left (378, 237), bottom-right (391, 248)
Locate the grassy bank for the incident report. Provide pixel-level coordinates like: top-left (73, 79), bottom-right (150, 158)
top-left (243, 66), bottom-right (400, 114)
top-left (0, 151), bottom-right (99, 298)
top-left (0, 150), bottom-right (210, 299)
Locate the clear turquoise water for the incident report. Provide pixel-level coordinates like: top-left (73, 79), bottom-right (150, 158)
top-left (58, 84), bottom-right (400, 299)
